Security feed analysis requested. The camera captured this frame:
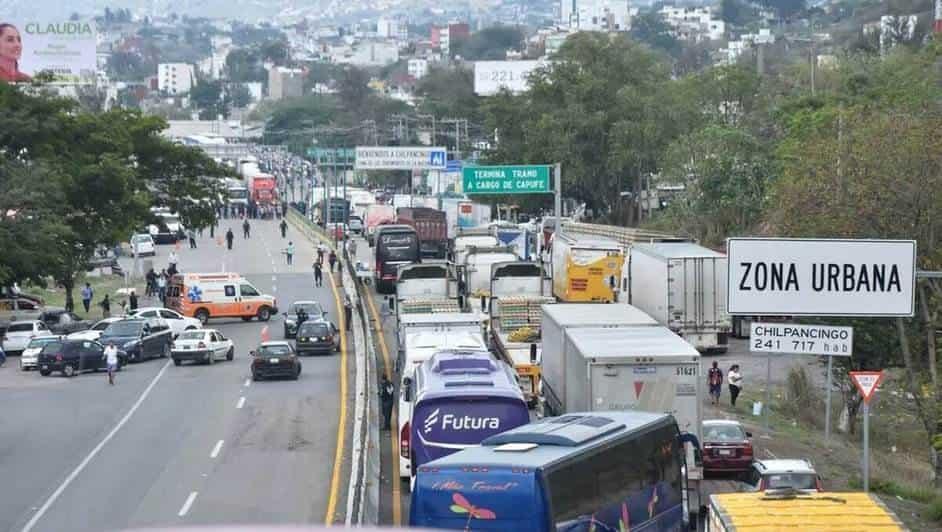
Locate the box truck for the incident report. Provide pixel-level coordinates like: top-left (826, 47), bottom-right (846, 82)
top-left (551, 233), bottom-right (624, 303)
top-left (629, 242), bottom-right (731, 352)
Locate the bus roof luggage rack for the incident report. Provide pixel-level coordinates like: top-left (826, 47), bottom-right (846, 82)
top-left (483, 414), bottom-right (625, 447)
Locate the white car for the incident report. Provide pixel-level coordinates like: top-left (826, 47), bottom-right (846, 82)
top-left (131, 234), bottom-right (156, 257)
top-left (127, 307), bottom-right (201, 338)
top-left (171, 329), bottom-right (234, 366)
top-left (67, 317), bottom-right (123, 342)
top-left (20, 334), bottom-right (62, 370)
top-left (2, 320), bottom-right (50, 354)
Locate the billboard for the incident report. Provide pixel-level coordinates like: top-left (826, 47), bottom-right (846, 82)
top-left (726, 238), bottom-right (916, 317)
top-left (354, 146), bottom-right (447, 170)
top-left (473, 60), bottom-right (545, 96)
top-left (0, 20), bottom-right (97, 84)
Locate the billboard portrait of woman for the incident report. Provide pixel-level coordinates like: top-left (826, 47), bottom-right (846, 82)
top-left (0, 23), bottom-right (32, 82)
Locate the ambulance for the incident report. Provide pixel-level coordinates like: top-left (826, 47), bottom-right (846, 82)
top-left (167, 273), bottom-right (278, 324)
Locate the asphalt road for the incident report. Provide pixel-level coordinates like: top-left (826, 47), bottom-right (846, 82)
top-left (0, 216), bottom-right (354, 532)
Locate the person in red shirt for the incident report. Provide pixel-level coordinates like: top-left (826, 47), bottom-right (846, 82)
top-left (707, 360), bottom-right (723, 405)
top-left (0, 24), bottom-right (31, 83)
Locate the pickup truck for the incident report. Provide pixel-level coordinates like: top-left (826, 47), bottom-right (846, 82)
top-left (98, 317), bottom-right (173, 362)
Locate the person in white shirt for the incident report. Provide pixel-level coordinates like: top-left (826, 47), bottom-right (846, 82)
top-left (104, 342), bottom-right (119, 385)
top-left (168, 250), bottom-right (179, 269)
top-left (728, 364), bottom-right (743, 407)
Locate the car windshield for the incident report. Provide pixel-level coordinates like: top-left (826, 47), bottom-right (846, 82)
top-left (299, 322), bottom-right (329, 336)
top-left (28, 337), bottom-right (59, 348)
top-left (178, 331), bottom-right (208, 340)
top-left (133, 235), bottom-right (151, 243)
top-left (104, 322), bottom-right (143, 336)
top-left (291, 303), bottom-right (323, 315)
top-left (7, 323), bottom-right (34, 332)
top-left (704, 424), bottom-right (746, 441)
top-left (93, 321), bottom-right (112, 331)
top-left (765, 473), bottom-right (818, 490)
top-left (258, 345), bottom-right (292, 356)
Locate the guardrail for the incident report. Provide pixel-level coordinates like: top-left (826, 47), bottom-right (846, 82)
top-left (286, 208), bottom-right (379, 525)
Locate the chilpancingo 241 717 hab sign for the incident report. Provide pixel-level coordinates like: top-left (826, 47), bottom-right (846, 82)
top-left (727, 238), bottom-right (916, 317)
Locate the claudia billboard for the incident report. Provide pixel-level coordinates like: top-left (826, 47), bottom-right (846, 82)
top-left (0, 20), bottom-right (97, 84)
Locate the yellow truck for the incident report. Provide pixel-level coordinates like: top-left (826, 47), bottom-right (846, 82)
top-left (707, 491), bottom-right (908, 531)
top-left (550, 233), bottom-right (624, 302)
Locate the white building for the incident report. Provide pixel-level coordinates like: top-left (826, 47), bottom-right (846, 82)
top-left (377, 17), bottom-right (407, 40)
top-left (335, 41), bottom-right (400, 67)
top-left (720, 29), bottom-right (775, 65)
top-left (660, 6), bottom-right (725, 42)
top-left (561, 0), bottom-right (633, 32)
top-left (268, 66), bottom-right (305, 100)
top-left (408, 58), bottom-right (429, 79)
top-left (158, 63), bottom-right (196, 95)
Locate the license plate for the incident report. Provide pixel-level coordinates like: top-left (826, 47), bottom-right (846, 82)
top-left (42, 365), bottom-right (48, 370)
top-left (269, 358), bottom-right (280, 364)
top-left (719, 449), bottom-right (732, 456)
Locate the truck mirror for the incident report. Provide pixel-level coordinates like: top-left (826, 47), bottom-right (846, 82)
top-left (529, 343), bottom-right (537, 364)
top-left (694, 448), bottom-right (703, 467)
top-left (480, 295), bottom-right (486, 312)
top-left (609, 275), bottom-right (616, 289)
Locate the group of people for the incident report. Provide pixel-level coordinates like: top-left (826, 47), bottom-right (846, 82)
top-left (312, 242), bottom-right (338, 287)
top-left (707, 361), bottom-right (744, 407)
top-left (145, 267), bottom-right (174, 304)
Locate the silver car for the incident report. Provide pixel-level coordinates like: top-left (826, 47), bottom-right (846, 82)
top-left (2, 320), bottom-right (50, 355)
top-left (20, 334), bottom-right (62, 370)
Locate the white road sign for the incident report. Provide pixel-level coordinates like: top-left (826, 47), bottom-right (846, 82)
top-left (354, 147), bottom-right (447, 170)
top-left (727, 238), bottom-right (916, 317)
top-left (749, 323), bottom-right (853, 356)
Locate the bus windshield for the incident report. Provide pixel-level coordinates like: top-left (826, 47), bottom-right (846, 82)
top-left (377, 232), bottom-right (419, 262)
top-left (411, 468), bottom-right (540, 530)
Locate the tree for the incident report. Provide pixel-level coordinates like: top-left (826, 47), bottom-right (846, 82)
top-left (260, 40), bottom-right (290, 65)
top-left (226, 48), bottom-right (266, 82)
top-left (629, 11), bottom-right (681, 57)
top-left (450, 26), bottom-right (524, 60)
top-left (228, 83), bottom-right (253, 108)
top-left (190, 79), bottom-right (227, 119)
top-left (337, 67), bottom-right (372, 120)
top-left (720, 0), bottom-right (753, 26)
top-left (415, 66), bottom-right (481, 122)
top-left (0, 83), bottom-right (227, 309)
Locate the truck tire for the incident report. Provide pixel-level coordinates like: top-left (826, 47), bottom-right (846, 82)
top-left (195, 308), bottom-right (210, 325)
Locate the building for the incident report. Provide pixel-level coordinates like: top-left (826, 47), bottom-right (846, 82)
top-left (561, 0), bottom-right (633, 32)
top-left (336, 41), bottom-right (400, 67)
top-left (268, 66), bottom-right (305, 100)
top-left (432, 22), bottom-right (471, 55)
top-left (157, 63), bottom-right (196, 95)
top-left (408, 58), bottom-right (429, 79)
top-left (377, 17), bottom-right (407, 40)
top-left (659, 6), bottom-right (725, 42)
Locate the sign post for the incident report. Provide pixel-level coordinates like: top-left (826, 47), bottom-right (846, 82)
top-left (850, 371), bottom-right (884, 492)
top-left (750, 323), bottom-right (853, 437)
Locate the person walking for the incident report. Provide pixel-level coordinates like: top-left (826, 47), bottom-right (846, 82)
top-left (81, 283), bottom-right (93, 314)
top-left (145, 269), bottom-right (157, 297)
top-left (242, 218), bottom-right (251, 239)
top-left (316, 243), bottom-right (325, 264)
top-left (285, 241), bottom-right (294, 266)
top-left (380, 375), bottom-right (394, 430)
top-left (707, 360), bottom-right (723, 405)
top-left (168, 250), bottom-right (179, 271)
top-left (104, 341), bottom-right (119, 385)
top-left (225, 228), bottom-right (234, 250)
top-left (728, 364), bottom-right (743, 407)
top-left (328, 250), bottom-right (337, 273)
top-left (343, 296), bottom-right (352, 332)
top-left (157, 272), bottom-right (168, 304)
top-left (313, 261), bottom-right (323, 287)
top-left (129, 290), bottom-right (139, 311)
top-left (188, 229), bottom-right (197, 249)
top-left (209, 219), bottom-right (215, 239)
top-left (0, 343), bottom-right (6, 368)
top-left (280, 218), bottom-right (288, 238)
top-left (99, 294), bottom-right (111, 318)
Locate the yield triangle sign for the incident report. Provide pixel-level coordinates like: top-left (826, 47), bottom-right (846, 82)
top-left (634, 381), bottom-right (645, 399)
top-left (850, 371), bottom-right (884, 404)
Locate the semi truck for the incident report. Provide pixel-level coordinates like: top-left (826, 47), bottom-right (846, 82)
top-left (248, 174), bottom-right (278, 210)
top-left (458, 245), bottom-right (518, 304)
top-left (629, 242), bottom-right (731, 352)
top-left (396, 207), bottom-right (448, 259)
top-left (551, 233), bottom-right (624, 303)
top-left (486, 261), bottom-right (551, 408)
top-left (364, 204), bottom-right (396, 246)
top-left (707, 492), bottom-right (906, 532)
top-left (395, 263), bottom-right (461, 322)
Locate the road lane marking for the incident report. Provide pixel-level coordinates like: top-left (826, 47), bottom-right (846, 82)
top-left (364, 290), bottom-right (401, 526)
top-left (244, 378), bottom-right (251, 387)
top-left (178, 491), bottom-right (198, 517)
top-left (324, 258), bottom-right (349, 525)
top-left (237, 396), bottom-right (246, 409)
top-left (210, 440), bottom-right (224, 459)
top-left (21, 359), bottom-right (173, 532)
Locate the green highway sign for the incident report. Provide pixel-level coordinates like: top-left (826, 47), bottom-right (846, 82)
top-left (462, 165), bottom-right (552, 194)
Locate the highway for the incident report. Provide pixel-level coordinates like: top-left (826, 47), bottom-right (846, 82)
top-left (0, 217), bottom-right (354, 532)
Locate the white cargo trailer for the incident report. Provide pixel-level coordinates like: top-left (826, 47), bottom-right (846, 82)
top-left (629, 242), bottom-right (731, 352)
top-left (541, 303), bottom-right (659, 416)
